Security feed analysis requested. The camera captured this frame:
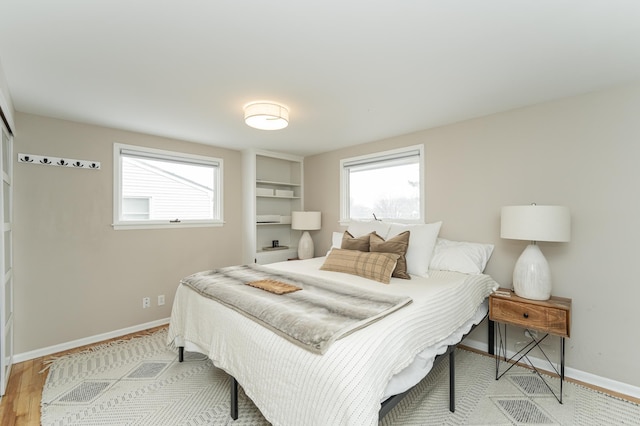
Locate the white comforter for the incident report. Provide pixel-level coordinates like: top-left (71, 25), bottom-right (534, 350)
top-left (167, 257), bottom-right (499, 426)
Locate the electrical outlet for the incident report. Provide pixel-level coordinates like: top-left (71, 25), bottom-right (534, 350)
top-left (142, 297), bottom-right (151, 309)
top-left (158, 295), bottom-right (165, 306)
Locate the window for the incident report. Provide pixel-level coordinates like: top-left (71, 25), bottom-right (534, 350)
top-left (340, 145), bottom-right (424, 223)
top-left (113, 143), bottom-right (223, 229)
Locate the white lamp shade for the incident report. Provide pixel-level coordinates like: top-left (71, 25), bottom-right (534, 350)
top-left (501, 205), bottom-right (570, 242)
top-left (244, 102), bottom-right (289, 130)
top-left (291, 211), bottom-right (321, 231)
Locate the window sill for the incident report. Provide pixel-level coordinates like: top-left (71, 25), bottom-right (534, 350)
top-left (112, 221), bottom-right (224, 230)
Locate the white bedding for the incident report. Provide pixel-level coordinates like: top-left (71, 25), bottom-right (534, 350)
top-left (167, 257), bottom-right (499, 426)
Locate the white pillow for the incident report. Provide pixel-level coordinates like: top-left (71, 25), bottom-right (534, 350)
top-left (429, 238), bottom-right (494, 274)
top-left (325, 231), bottom-right (345, 256)
top-left (331, 231), bottom-right (343, 249)
top-left (347, 220), bottom-right (391, 239)
top-left (386, 221), bottom-right (442, 277)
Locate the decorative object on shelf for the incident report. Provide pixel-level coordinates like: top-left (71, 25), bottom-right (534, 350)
top-left (256, 188), bottom-right (274, 196)
top-left (292, 211), bottom-right (321, 260)
top-left (275, 189), bottom-right (294, 197)
top-left (256, 214), bottom-right (281, 223)
top-left (501, 204), bottom-right (571, 300)
top-left (18, 153), bottom-right (100, 170)
top-left (244, 101), bottom-right (289, 130)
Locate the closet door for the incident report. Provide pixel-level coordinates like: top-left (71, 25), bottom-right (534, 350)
top-left (0, 123), bottom-right (13, 395)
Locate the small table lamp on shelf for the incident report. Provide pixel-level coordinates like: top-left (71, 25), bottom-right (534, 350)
top-left (500, 204), bottom-right (570, 301)
top-left (292, 211), bottom-right (321, 260)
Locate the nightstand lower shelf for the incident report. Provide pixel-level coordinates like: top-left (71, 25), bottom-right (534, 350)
top-left (494, 323), bottom-right (566, 403)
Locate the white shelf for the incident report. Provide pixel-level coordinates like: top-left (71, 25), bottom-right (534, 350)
top-left (255, 247), bottom-right (298, 264)
top-left (256, 195), bottom-right (301, 199)
top-left (256, 179), bottom-right (301, 187)
top-left (243, 149), bottom-right (304, 264)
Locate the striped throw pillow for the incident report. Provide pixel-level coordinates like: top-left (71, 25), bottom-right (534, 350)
top-left (320, 248), bottom-right (399, 284)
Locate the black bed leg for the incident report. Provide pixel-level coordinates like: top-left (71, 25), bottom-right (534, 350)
top-left (178, 346), bottom-right (184, 362)
top-left (230, 377), bottom-right (238, 420)
top-left (449, 349), bottom-right (455, 413)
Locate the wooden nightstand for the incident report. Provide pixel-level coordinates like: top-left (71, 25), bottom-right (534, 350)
top-left (489, 288), bottom-right (572, 403)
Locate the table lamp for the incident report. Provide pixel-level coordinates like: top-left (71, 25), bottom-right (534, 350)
top-left (292, 211), bottom-right (321, 260)
top-left (500, 204), bottom-right (570, 300)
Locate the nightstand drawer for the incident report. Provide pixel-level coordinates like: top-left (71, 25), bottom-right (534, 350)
top-left (490, 297), bottom-right (570, 337)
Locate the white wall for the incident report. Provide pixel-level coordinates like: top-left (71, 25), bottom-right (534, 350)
top-left (304, 82), bottom-right (640, 389)
top-left (13, 113), bottom-right (244, 354)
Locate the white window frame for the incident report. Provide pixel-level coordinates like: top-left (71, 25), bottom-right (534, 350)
top-left (340, 145), bottom-right (424, 225)
top-left (113, 143), bottom-right (224, 230)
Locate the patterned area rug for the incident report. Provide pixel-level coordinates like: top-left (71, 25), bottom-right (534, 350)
top-left (41, 329), bottom-right (640, 425)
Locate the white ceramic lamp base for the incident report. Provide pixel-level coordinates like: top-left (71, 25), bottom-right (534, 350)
top-left (513, 243), bottom-right (552, 300)
top-left (297, 231), bottom-right (314, 260)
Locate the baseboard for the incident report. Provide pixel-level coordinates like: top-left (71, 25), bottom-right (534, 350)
top-left (463, 337), bottom-right (640, 400)
top-left (13, 318), bottom-right (171, 364)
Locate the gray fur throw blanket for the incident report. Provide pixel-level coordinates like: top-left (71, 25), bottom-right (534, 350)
top-left (181, 264), bottom-right (412, 354)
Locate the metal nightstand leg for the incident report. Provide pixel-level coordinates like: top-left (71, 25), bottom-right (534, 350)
top-left (560, 337), bottom-right (565, 403)
top-left (494, 323), bottom-right (565, 404)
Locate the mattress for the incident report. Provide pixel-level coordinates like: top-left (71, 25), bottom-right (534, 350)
top-left (167, 257), bottom-right (498, 426)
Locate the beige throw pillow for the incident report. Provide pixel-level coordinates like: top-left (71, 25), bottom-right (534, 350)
top-left (369, 231), bottom-right (411, 279)
top-left (320, 248), bottom-right (399, 284)
top-left (341, 230), bottom-right (373, 252)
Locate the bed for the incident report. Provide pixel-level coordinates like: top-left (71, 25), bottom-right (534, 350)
top-left (167, 238), bottom-right (499, 426)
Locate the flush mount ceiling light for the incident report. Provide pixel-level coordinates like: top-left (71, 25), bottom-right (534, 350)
top-left (244, 101), bottom-right (289, 130)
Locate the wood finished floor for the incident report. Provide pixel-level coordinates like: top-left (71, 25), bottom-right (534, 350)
top-left (1, 330), bottom-right (638, 425)
top-left (0, 325), bottom-right (167, 426)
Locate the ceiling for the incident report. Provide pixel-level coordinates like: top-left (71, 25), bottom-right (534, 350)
top-left (1, 1), bottom-right (640, 157)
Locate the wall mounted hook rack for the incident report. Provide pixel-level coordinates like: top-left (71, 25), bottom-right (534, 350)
top-left (18, 153), bottom-right (100, 170)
